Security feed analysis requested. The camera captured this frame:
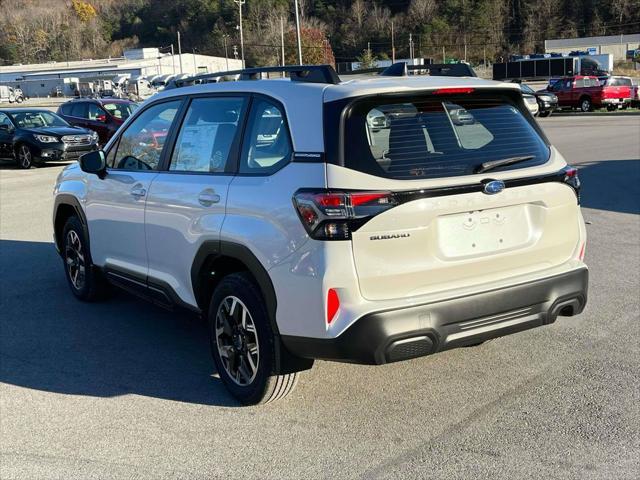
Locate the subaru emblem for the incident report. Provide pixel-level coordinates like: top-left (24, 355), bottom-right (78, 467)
top-left (483, 180), bottom-right (505, 195)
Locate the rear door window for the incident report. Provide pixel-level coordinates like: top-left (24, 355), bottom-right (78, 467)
top-left (342, 93), bottom-right (549, 179)
top-left (169, 96), bottom-right (245, 173)
top-left (239, 98), bottom-right (292, 174)
top-left (70, 103), bottom-right (87, 118)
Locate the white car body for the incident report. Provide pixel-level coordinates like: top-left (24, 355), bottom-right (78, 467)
top-left (53, 67), bottom-right (588, 402)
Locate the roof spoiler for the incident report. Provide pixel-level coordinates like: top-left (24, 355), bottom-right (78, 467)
top-left (165, 64), bottom-right (341, 89)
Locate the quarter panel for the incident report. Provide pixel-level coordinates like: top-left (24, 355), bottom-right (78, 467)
top-left (222, 163), bottom-right (326, 271)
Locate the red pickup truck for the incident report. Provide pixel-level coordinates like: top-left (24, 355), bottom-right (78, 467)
top-left (546, 75), bottom-right (632, 112)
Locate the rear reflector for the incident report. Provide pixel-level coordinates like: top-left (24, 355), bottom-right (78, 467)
top-left (327, 289), bottom-right (340, 324)
top-left (579, 242), bottom-right (586, 261)
top-left (432, 87), bottom-right (475, 95)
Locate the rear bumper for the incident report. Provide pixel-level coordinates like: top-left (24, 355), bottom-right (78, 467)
top-left (282, 268), bottom-right (588, 365)
top-left (601, 98), bottom-right (631, 105)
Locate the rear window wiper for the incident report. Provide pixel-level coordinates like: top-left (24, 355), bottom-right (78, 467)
top-left (475, 155), bottom-right (534, 174)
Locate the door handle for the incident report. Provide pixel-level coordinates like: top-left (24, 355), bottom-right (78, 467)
top-left (130, 185), bottom-right (146, 198)
top-left (198, 191), bottom-right (221, 206)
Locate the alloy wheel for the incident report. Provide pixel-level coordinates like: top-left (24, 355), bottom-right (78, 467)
top-left (65, 230), bottom-right (86, 290)
top-left (581, 100), bottom-right (590, 112)
top-left (215, 296), bottom-right (260, 386)
top-left (18, 145), bottom-right (32, 168)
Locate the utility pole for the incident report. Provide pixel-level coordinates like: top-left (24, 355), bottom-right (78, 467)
top-left (409, 33), bottom-right (414, 60)
top-left (223, 34), bottom-right (229, 70)
top-left (170, 44), bottom-right (176, 74)
top-left (442, 45), bottom-right (445, 64)
top-left (294, 0), bottom-right (303, 64)
top-left (177, 31), bottom-right (183, 74)
top-left (391, 20), bottom-right (395, 63)
top-left (234, 0), bottom-right (245, 68)
top-left (280, 16), bottom-right (286, 71)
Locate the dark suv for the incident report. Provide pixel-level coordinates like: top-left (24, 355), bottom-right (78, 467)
top-left (57, 99), bottom-right (137, 145)
top-left (0, 108), bottom-right (97, 169)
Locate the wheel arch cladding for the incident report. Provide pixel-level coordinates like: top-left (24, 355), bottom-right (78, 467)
top-left (191, 240), bottom-right (313, 374)
top-left (53, 195), bottom-right (88, 255)
top-left (191, 240), bottom-right (278, 324)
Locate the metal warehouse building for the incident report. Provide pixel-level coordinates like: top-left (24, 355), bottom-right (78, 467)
top-left (545, 34), bottom-right (640, 62)
top-left (0, 48), bottom-right (242, 96)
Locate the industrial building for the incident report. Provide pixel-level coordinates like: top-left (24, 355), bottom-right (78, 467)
top-left (0, 48), bottom-right (242, 97)
top-left (545, 33), bottom-right (640, 62)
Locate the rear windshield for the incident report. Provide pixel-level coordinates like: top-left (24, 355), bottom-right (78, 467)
top-left (342, 93), bottom-right (550, 179)
top-left (604, 77), bottom-right (632, 87)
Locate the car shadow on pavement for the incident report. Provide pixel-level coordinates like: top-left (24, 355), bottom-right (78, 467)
top-left (0, 239), bottom-right (240, 407)
top-left (577, 159), bottom-right (640, 215)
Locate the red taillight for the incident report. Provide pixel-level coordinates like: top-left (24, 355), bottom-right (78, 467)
top-left (563, 166), bottom-right (581, 203)
top-left (350, 192), bottom-right (393, 207)
top-left (293, 190), bottom-right (397, 240)
top-left (315, 194), bottom-right (344, 208)
top-left (327, 289), bottom-right (340, 324)
top-left (432, 87), bottom-right (475, 95)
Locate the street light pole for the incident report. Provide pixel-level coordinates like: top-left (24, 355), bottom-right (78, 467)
top-left (177, 31), bottom-right (183, 74)
top-left (280, 16), bottom-right (286, 68)
top-left (391, 20), bottom-right (395, 63)
top-left (234, 0), bottom-right (245, 68)
top-left (294, 0), bottom-right (303, 64)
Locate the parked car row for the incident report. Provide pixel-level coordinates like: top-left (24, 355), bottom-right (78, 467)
top-left (544, 75), bottom-right (633, 112)
top-left (0, 96), bottom-right (138, 168)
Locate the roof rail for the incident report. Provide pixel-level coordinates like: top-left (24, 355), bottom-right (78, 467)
top-left (342, 62), bottom-right (477, 78)
top-left (166, 64), bottom-right (341, 89)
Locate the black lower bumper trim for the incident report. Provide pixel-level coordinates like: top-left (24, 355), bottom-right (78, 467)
top-left (282, 268), bottom-right (588, 365)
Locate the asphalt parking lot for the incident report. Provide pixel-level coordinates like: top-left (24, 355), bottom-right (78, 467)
top-left (1, 115), bottom-right (639, 479)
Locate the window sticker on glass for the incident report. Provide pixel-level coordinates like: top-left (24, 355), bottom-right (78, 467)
top-left (173, 124), bottom-right (220, 172)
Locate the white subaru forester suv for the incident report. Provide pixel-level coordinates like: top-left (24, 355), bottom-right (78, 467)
top-left (53, 64), bottom-right (588, 404)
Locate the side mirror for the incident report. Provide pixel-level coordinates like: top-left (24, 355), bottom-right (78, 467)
top-left (79, 150), bottom-right (106, 178)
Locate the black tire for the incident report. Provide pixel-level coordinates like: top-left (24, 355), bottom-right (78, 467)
top-left (15, 144), bottom-right (36, 169)
top-left (579, 97), bottom-right (592, 113)
top-left (538, 110), bottom-right (551, 118)
top-left (208, 272), bottom-right (299, 405)
top-left (606, 105), bottom-right (616, 112)
top-left (62, 216), bottom-right (107, 301)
